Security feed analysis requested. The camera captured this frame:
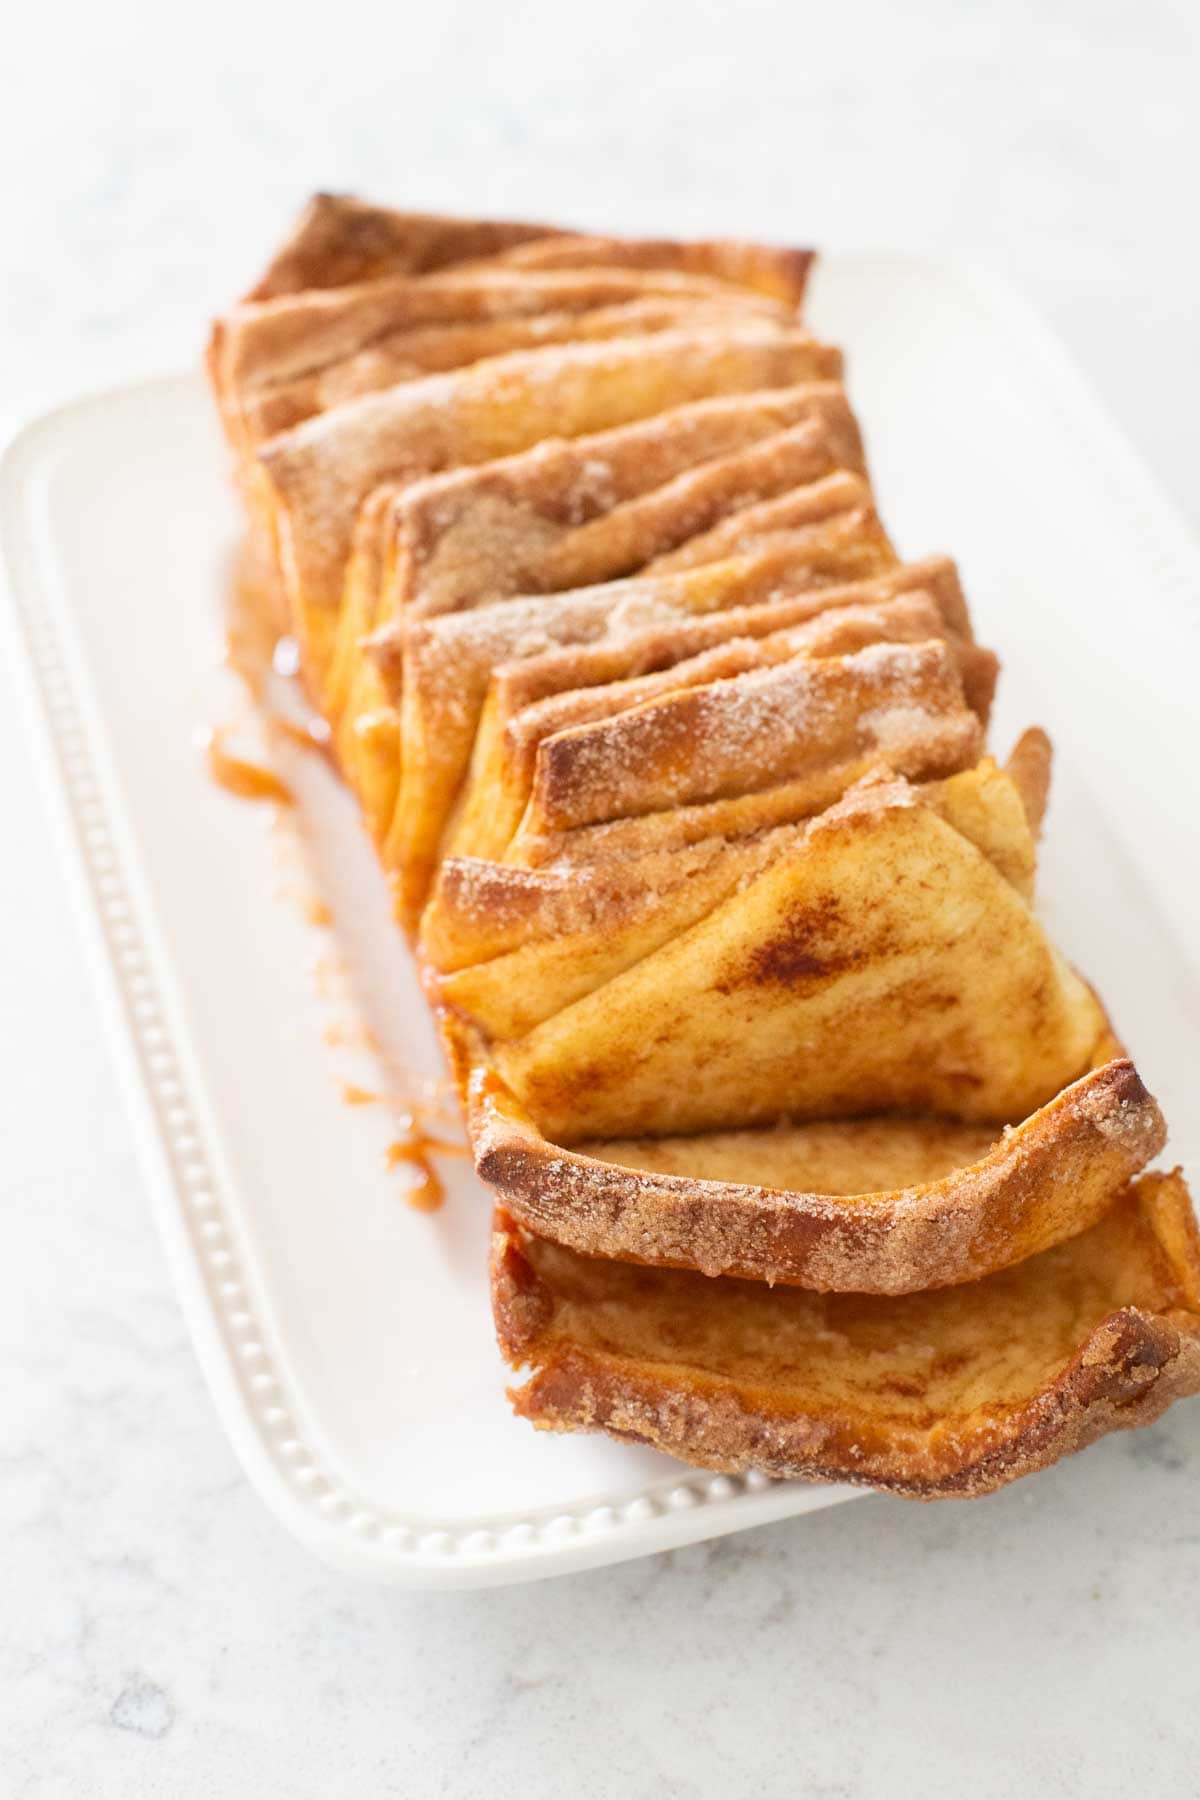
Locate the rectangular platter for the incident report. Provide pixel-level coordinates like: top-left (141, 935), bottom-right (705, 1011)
top-left (3, 254), bottom-right (1198, 1585)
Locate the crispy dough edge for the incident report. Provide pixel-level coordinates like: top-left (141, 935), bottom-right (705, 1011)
top-left (242, 194), bottom-right (566, 300)
top-left (470, 1060), bottom-right (1165, 1293)
top-left (490, 1175), bottom-right (1200, 1499)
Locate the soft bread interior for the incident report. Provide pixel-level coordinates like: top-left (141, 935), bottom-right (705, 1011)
top-left (486, 776), bottom-right (1105, 1140)
top-left (492, 1171), bottom-right (1200, 1495)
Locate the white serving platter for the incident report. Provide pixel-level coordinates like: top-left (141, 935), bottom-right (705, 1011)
top-left (3, 256), bottom-right (1198, 1587)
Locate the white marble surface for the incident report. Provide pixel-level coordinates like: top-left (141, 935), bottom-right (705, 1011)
top-left (3, 1), bottom-right (1199, 1793)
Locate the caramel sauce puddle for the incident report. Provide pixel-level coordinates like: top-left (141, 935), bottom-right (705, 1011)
top-left (200, 725), bottom-right (294, 806)
top-left (341, 1086), bottom-right (466, 1212)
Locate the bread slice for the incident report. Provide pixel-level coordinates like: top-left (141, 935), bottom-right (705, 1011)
top-left (427, 757), bottom-right (1035, 1035)
top-left (241, 198), bottom-right (811, 307)
top-left (473, 1054), bottom-right (1162, 1292)
top-left (488, 775), bottom-right (1106, 1139)
top-left (326, 406), bottom-right (869, 874)
top-left (492, 1169), bottom-right (1200, 1496)
top-left (380, 387), bottom-right (862, 624)
top-left (258, 326), bottom-right (844, 683)
top-left (430, 825), bottom-right (805, 1030)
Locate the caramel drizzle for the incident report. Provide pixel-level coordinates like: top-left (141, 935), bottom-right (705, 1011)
top-left (386, 1116), bottom-right (468, 1213)
top-left (340, 1085), bottom-right (466, 1213)
top-left (208, 560), bottom-right (329, 809)
top-left (200, 726), bottom-right (294, 806)
top-left (223, 554), bottom-right (466, 1217)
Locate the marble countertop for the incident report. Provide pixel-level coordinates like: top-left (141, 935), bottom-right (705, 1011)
top-left (3, 1), bottom-right (1198, 1793)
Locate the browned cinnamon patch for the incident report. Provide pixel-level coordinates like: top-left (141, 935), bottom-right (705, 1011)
top-left (730, 894), bottom-right (851, 987)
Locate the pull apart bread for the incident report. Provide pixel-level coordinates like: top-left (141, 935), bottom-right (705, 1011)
top-left (210, 198), bottom-right (1200, 1497)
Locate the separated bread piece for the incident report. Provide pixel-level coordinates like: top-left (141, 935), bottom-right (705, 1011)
top-left (258, 327), bottom-right (844, 682)
top-left (390, 555), bottom-right (956, 921)
top-left (489, 775), bottom-right (1106, 1140)
top-left (473, 1056), bottom-right (1162, 1292)
top-left (492, 1170), bottom-right (1200, 1496)
top-left (241, 194), bottom-right (570, 300)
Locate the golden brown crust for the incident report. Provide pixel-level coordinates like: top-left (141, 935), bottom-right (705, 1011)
top-left (215, 273), bottom-right (788, 452)
top-left (242, 194), bottom-right (568, 299)
top-left (382, 555), bottom-right (966, 916)
top-left (523, 639), bottom-right (981, 837)
top-left (446, 602), bottom-right (991, 874)
top-left (493, 232), bottom-right (815, 309)
top-left (492, 1171), bottom-right (1200, 1497)
top-left (492, 776), bottom-right (1106, 1140)
top-left (471, 1059), bottom-right (1165, 1291)
top-left (258, 326), bottom-right (844, 681)
top-left (1007, 725), bottom-right (1054, 838)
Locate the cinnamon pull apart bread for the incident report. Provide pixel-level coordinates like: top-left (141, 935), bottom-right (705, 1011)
top-left (210, 196), bottom-right (1199, 1498)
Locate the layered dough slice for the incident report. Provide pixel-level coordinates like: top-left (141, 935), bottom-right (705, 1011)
top-left (240, 193), bottom-right (571, 300)
top-left (426, 756), bottom-right (1043, 1033)
top-left (492, 1170), bottom-right (1200, 1497)
top-left (482, 772), bottom-right (1107, 1141)
top-left (379, 386), bottom-right (863, 624)
top-left (328, 394), bottom-right (869, 751)
top-left (241, 193), bottom-right (814, 307)
top-left (473, 1058), bottom-right (1161, 1294)
top-left (258, 325), bottom-right (844, 683)
top-left (212, 266), bottom-right (791, 457)
top-left (498, 637), bottom-right (986, 869)
top-left (325, 392), bottom-right (869, 866)
top-left (447, 602), bottom-right (995, 874)
top-left (488, 231), bottom-right (815, 309)
top-left (389, 550), bottom-right (942, 917)
top-left (431, 757), bottom-right (1150, 1297)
